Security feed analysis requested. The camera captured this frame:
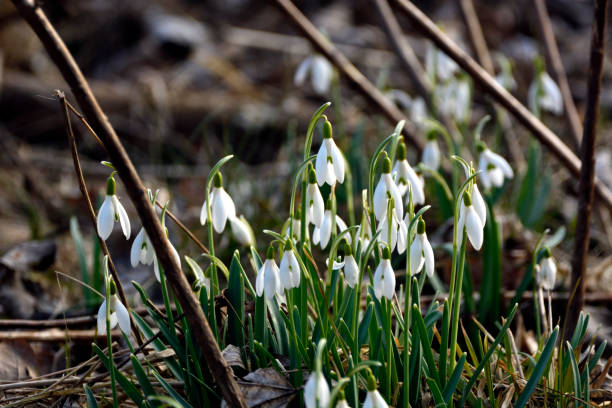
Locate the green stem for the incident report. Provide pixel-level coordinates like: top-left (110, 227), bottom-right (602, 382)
top-left (448, 232), bottom-right (467, 373)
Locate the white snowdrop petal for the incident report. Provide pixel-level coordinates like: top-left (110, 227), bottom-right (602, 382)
top-left (422, 141), bottom-right (440, 170)
top-left (325, 160), bottom-right (336, 186)
top-left (220, 188), bottom-right (237, 219)
top-left (489, 167), bottom-right (505, 187)
top-left (312, 227), bottom-right (321, 245)
top-left (331, 142), bottom-right (345, 184)
top-left (294, 57), bottom-right (312, 86)
top-left (97, 196), bottom-right (114, 240)
top-left (130, 228), bottom-right (145, 267)
top-left (256, 264), bottom-right (265, 297)
top-left (229, 216), bottom-right (252, 246)
top-left (211, 189), bottom-right (226, 233)
top-left (471, 185), bottom-right (487, 226)
top-left (315, 143), bottom-right (328, 187)
top-left (304, 372), bottom-right (330, 408)
top-left (373, 178), bottom-right (387, 221)
top-left (289, 252), bottom-right (301, 288)
top-left (311, 56), bottom-right (332, 95)
top-left (405, 163), bottom-right (425, 205)
top-left (153, 255), bottom-right (161, 282)
top-left (113, 296), bottom-right (131, 335)
top-left (373, 263), bottom-right (384, 300)
top-left (200, 201), bottom-right (208, 225)
top-left (97, 300), bottom-right (108, 334)
top-left (344, 255), bottom-right (359, 288)
top-left (383, 261), bottom-right (395, 300)
top-left (410, 237), bottom-right (424, 274)
top-left (319, 211), bottom-right (333, 248)
top-left (485, 150), bottom-right (514, 178)
top-left (397, 219), bottom-right (407, 255)
top-left (423, 235), bottom-right (435, 278)
top-left (112, 196), bottom-right (131, 239)
top-left (466, 206), bottom-right (484, 250)
top-left (307, 184), bottom-right (325, 227)
top-left (363, 390), bottom-right (389, 408)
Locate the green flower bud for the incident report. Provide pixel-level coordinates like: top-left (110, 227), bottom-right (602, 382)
top-left (475, 141), bottom-right (487, 153)
top-left (397, 141), bottom-right (407, 160)
top-left (106, 176), bottom-right (116, 195)
top-left (417, 218), bottom-right (426, 234)
top-left (308, 165), bottom-right (317, 184)
top-left (213, 172), bottom-right (223, 188)
top-left (381, 154), bottom-right (392, 174)
top-left (382, 246), bottom-right (391, 260)
top-left (266, 245), bottom-right (275, 260)
top-left (110, 279), bottom-right (117, 295)
top-left (323, 119), bottom-right (333, 139)
top-left (463, 191), bottom-right (473, 206)
top-left (343, 241), bottom-right (352, 256)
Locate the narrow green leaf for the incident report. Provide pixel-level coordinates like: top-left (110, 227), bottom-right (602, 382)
top-left (443, 354), bottom-right (466, 403)
top-left (83, 385), bottom-right (99, 408)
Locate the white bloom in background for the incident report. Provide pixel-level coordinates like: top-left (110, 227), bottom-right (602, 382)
top-left (426, 43), bottom-right (458, 81)
top-left (315, 119), bottom-right (345, 186)
top-left (200, 172), bottom-right (236, 233)
top-left (436, 79), bottom-right (471, 123)
top-left (357, 212), bottom-right (372, 254)
top-left (409, 218), bottom-right (435, 277)
top-left (528, 71), bottom-right (563, 115)
top-left (130, 227), bottom-right (155, 268)
top-left (305, 166), bottom-right (325, 227)
top-left (256, 246), bottom-right (281, 300)
top-left (495, 54), bottom-right (517, 91)
top-left (373, 155), bottom-right (403, 221)
top-left (294, 55), bottom-right (333, 95)
top-left (229, 215), bottom-right (254, 246)
top-left (343, 243), bottom-right (360, 288)
top-left (304, 370), bottom-right (330, 408)
top-left (477, 142), bottom-right (514, 190)
top-left (385, 88), bottom-right (413, 111)
top-left (410, 96), bottom-right (428, 127)
top-left (537, 248), bottom-right (557, 290)
top-left (393, 141), bottom-right (425, 205)
top-left (152, 234), bottom-right (181, 281)
top-left (279, 243), bottom-right (300, 291)
top-left (319, 207), bottom-right (334, 249)
top-left (422, 136), bottom-right (441, 170)
top-left (97, 287), bottom-right (131, 335)
top-left (373, 247), bottom-right (395, 300)
top-left (457, 192), bottom-right (484, 250)
top-left (97, 176), bottom-right (131, 240)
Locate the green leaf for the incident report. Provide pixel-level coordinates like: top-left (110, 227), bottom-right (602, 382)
top-left (412, 305), bottom-right (440, 386)
top-left (70, 216), bottom-right (94, 307)
top-left (131, 355), bottom-right (157, 400)
top-left (150, 367), bottom-right (194, 408)
top-left (93, 344), bottom-right (145, 407)
top-left (83, 384), bottom-right (99, 408)
top-left (566, 342), bottom-right (583, 402)
top-left (514, 327), bottom-right (559, 408)
top-left (427, 377), bottom-right (446, 407)
top-left (443, 354), bottom-right (466, 403)
top-left (227, 252), bottom-right (246, 348)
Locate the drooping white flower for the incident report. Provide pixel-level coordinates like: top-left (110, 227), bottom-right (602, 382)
top-left (409, 218), bottom-right (435, 277)
top-left (426, 43), bottom-right (459, 81)
top-left (342, 243), bottom-right (360, 288)
top-left (200, 172), bottom-right (237, 233)
top-left (396, 216), bottom-right (408, 255)
top-left (422, 136), bottom-right (441, 170)
top-left (373, 247), bottom-right (395, 300)
top-left (528, 71), bottom-right (563, 115)
top-left (130, 227), bottom-right (155, 268)
top-left (537, 248), bottom-right (557, 290)
top-left (304, 370), bottom-right (330, 408)
top-left (373, 154), bottom-right (403, 221)
top-left (184, 255), bottom-right (211, 297)
top-left (97, 176), bottom-right (131, 241)
top-left (152, 234), bottom-right (181, 281)
top-left (315, 119), bottom-right (345, 187)
top-left (477, 142), bottom-right (514, 190)
top-left (393, 141), bottom-right (425, 205)
top-left (362, 369), bottom-right (388, 408)
top-left (256, 246), bottom-right (281, 300)
top-left (305, 165), bottom-right (325, 227)
top-left (279, 243), bottom-right (301, 291)
top-left (229, 215), bottom-right (254, 246)
top-left (495, 55), bottom-right (517, 91)
top-left (457, 192), bottom-right (484, 250)
top-left (377, 211), bottom-right (398, 253)
top-left (294, 55), bottom-right (333, 95)
top-left (97, 293), bottom-right (131, 335)
top-left (436, 78), bottom-right (471, 123)
top-left (319, 208), bottom-right (333, 249)
top-left (410, 96), bottom-right (428, 127)
top-left (336, 398), bottom-right (351, 408)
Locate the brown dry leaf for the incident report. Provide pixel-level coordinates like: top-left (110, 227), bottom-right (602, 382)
top-left (0, 340), bottom-right (39, 380)
top-left (500, 383), bottom-right (515, 408)
top-left (224, 367), bottom-right (295, 408)
top-left (222, 344), bottom-right (245, 370)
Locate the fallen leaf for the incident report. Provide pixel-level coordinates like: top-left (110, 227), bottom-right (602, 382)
top-left (222, 367), bottom-right (295, 408)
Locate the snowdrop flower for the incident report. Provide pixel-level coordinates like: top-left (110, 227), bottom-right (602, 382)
top-left (409, 218), bottom-right (435, 277)
top-left (152, 232), bottom-right (181, 281)
top-left (315, 119), bottom-right (345, 187)
top-left (130, 227), bottom-right (155, 268)
top-left (529, 71), bottom-right (563, 115)
top-left (229, 215), bottom-right (254, 246)
top-left (315, 199), bottom-right (349, 249)
top-left (373, 154), bottom-right (403, 221)
top-left (457, 192), bottom-right (484, 250)
top-left (385, 88), bottom-right (413, 111)
top-left (373, 247), bottom-right (395, 300)
top-left (97, 176), bottom-right (131, 241)
top-left (305, 165), bottom-right (325, 227)
top-left (495, 54), bottom-right (517, 91)
top-left (279, 241), bottom-right (300, 291)
top-left (393, 141), bottom-right (425, 205)
top-left (362, 369), bottom-right (388, 408)
top-left (256, 246), bottom-right (281, 300)
top-left (436, 78), bottom-right (471, 122)
top-left (422, 134), bottom-right (441, 170)
top-left (294, 54), bottom-right (333, 95)
top-left (410, 96), bottom-right (428, 127)
top-left (377, 211), bottom-right (398, 253)
top-left (357, 211), bottom-right (372, 254)
top-left (342, 243), bottom-right (359, 288)
top-left (426, 43), bottom-right (458, 81)
top-left (477, 142), bottom-right (514, 190)
top-left (304, 369), bottom-right (330, 408)
top-left (537, 247), bottom-right (557, 290)
top-left (335, 390), bottom-right (351, 408)
top-left (200, 172), bottom-right (236, 233)
top-left (97, 279), bottom-right (130, 335)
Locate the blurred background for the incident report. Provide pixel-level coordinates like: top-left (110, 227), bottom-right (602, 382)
top-left (0, 0), bottom-right (612, 374)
